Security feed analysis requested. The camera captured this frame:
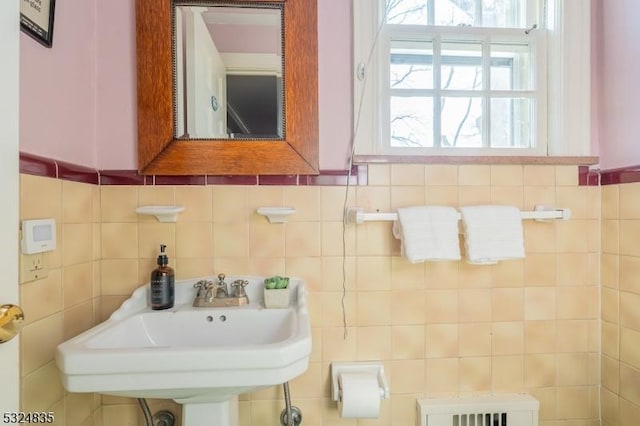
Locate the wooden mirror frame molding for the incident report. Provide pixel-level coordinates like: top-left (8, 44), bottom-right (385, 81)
top-left (136, 0), bottom-right (318, 175)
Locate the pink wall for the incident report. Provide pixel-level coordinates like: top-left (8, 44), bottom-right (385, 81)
top-left (20, 0), bottom-right (97, 168)
top-left (20, 0), bottom-right (352, 171)
top-left (596, 0), bottom-right (640, 169)
top-left (23, 0), bottom-right (640, 171)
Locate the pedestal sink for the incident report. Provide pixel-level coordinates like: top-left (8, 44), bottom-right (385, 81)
top-left (55, 276), bottom-right (311, 426)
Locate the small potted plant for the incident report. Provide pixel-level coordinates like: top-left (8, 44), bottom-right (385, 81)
top-left (264, 275), bottom-right (290, 308)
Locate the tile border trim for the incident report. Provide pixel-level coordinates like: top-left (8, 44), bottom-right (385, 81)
top-left (19, 152), bottom-right (366, 186)
top-left (600, 165), bottom-right (640, 185)
top-left (21, 152), bottom-right (612, 187)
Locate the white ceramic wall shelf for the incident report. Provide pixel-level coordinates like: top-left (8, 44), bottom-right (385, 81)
top-left (135, 206), bottom-right (184, 223)
top-left (256, 207), bottom-right (296, 223)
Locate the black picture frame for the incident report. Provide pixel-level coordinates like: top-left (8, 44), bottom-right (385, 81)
top-left (20, 0), bottom-right (56, 48)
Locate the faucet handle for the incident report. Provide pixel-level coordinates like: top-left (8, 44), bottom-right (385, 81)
top-left (217, 273), bottom-right (226, 284)
top-left (231, 279), bottom-right (249, 298)
top-left (193, 280), bottom-right (212, 296)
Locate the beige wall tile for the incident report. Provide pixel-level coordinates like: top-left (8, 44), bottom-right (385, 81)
top-left (20, 175), bottom-right (62, 221)
top-left (425, 324), bottom-right (458, 358)
top-left (249, 220), bottom-right (285, 257)
top-left (63, 180), bottom-right (94, 224)
top-left (390, 359), bottom-right (425, 393)
top-left (619, 183), bottom-right (640, 219)
top-left (459, 356), bottom-right (491, 392)
top-left (321, 221), bottom-right (356, 257)
top-left (285, 186), bottom-right (321, 221)
top-left (63, 301), bottom-right (95, 341)
top-left (63, 223), bottom-right (94, 266)
top-left (424, 289), bottom-right (458, 323)
top-left (357, 291), bottom-right (391, 326)
top-left (621, 326), bottom-right (640, 369)
top-left (320, 186), bottom-right (355, 222)
top-left (523, 165), bottom-right (556, 186)
top-left (63, 262), bottom-right (94, 307)
top-left (367, 164), bottom-right (390, 186)
top-left (20, 313), bottom-right (64, 376)
top-left (138, 186), bottom-right (175, 210)
top-left (285, 221), bottom-right (321, 257)
top-left (525, 287), bottom-right (556, 320)
top-left (212, 186), bottom-right (249, 223)
top-left (391, 325), bottom-right (425, 359)
top-left (357, 326), bottom-right (391, 360)
top-left (425, 357), bottom-right (458, 394)
top-left (21, 361), bottom-right (64, 412)
top-left (619, 220), bottom-right (640, 256)
top-left (525, 320), bottom-right (556, 354)
top-left (425, 186), bottom-right (458, 205)
top-left (175, 186), bottom-right (212, 222)
top-left (138, 223), bottom-right (176, 259)
top-left (620, 292), bottom-right (640, 334)
top-left (459, 323), bottom-right (491, 357)
top-left (556, 386), bottom-right (589, 419)
top-left (391, 164), bottom-right (424, 186)
top-left (100, 186), bottom-right (138, 222)
top-left (18, 163), bottom-right (619, 426)
top-left (20, 269), bottom-right (62, 325)
top-left (619, 363), bottom-right (640, 407)
top-left (101, 259), bottom-right (140, 296)
top-left (491, 355), bottom-right (524, 391)
top-left (391, 185), bottom-right (425, 208)
top-left (425, 165), bottom-right (458, 186)
top-left (391, 290), bottom-right (425, 325)
top-left (459, 165), bottom-right (490, 186)
top-left (356, 257), bottom-right (391, 291)
top-left (524, 354), bottom-right (556, 388)
top-left (356, 186), bottom-right (391, 212)
top-left (101, 223), bottom-right (138, 258)
top-left (492, 322), bottom-right (524, 355)
top-left (555, 166), bottom-right (579, 186)
top-left (491, 288), bottom-right (524, 321)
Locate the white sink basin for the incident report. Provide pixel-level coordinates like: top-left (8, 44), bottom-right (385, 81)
top-left (56, 276), bottom-right (311, 425)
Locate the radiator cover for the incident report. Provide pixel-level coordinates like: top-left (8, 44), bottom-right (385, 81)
top-left (417, 394), bottom-right (539, 426)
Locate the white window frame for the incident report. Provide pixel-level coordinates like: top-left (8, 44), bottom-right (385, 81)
top-left (352, 0), bottom-right (591, 157)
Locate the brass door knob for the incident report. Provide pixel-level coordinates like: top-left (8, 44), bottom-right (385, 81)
top-left (0, 304), bottom-right (24, 343)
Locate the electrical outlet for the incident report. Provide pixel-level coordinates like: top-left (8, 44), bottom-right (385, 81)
top-left (20, 252), bottom-right (47, 283)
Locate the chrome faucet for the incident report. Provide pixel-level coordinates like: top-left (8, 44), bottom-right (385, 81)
top-left (192, 274), bottom-right (249, 307)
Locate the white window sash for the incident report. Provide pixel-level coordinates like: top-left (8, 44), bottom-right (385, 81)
top-left (352, 0), bottom-right (589, 158)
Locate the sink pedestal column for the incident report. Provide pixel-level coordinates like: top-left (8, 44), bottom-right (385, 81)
top-left (181, 397), bottom-right (239, 426)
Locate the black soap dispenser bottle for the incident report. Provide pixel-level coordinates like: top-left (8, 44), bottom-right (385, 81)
top-left (150, 244), bottom-right (175, 310)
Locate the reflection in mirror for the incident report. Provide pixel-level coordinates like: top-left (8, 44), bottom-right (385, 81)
top-left (174, 4), bottom-right (284, 140)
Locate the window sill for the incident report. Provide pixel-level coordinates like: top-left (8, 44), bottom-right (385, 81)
top-left (352, 155), bottom-right (599, 166)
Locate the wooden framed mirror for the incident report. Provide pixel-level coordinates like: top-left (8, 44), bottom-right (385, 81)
top-left (136, 0), bottom-right (318, 175)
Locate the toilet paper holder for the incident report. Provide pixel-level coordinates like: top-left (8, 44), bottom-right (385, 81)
top-left (331, 362), bottom-right (390, 402)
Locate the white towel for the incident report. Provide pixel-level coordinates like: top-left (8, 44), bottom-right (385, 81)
top-left (459, 205), bottom-right (525, 264)
top-left (392, 206), bottom-right (461, 263)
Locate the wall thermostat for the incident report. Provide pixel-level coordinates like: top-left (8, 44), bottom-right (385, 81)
top-left (21, 219), bottom-right (56, 254)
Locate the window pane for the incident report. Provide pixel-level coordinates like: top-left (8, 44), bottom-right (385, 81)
top-left (386, 0), bottom-right (429, 25)
top-left (482, 0), bottom-right (527, 28)
top-left (441, 96), bottom-right (482, 147)
top-left (490, 97), bottom-right (533, 148)
top-left (390, 96), bottom-right (434, 147)
top-left (391, 41), bottom-right (434, 90)
top-left (387, 0), bottom-right (529, 28)
top-left (434, 0), bottom-right (474, 26)
top-left (490, 43), bottom-right (533, 90)
top-left (441, 42), bottom-right (483, 91)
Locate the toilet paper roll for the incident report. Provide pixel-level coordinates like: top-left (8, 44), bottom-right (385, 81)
top-left (338, 372), bottom-right (381, 418)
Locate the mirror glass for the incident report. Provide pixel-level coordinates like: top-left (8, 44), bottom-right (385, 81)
top-left (174, 4), bottom-right (284, 140)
